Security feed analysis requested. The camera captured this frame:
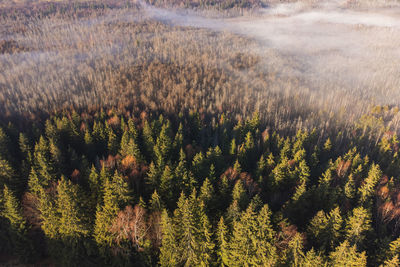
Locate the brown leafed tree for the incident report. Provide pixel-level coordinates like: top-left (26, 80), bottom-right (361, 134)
top-left (110, 205), bottom-right (149, 251)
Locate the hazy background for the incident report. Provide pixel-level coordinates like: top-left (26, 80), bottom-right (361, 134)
top-left (1, 0), bottom-right (400, 133)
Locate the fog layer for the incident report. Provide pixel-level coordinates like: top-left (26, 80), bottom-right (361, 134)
top-left (144, 1), bottom-right (400, 105)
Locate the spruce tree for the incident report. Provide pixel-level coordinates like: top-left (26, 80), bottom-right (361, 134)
top-left (159, 209), bottom-right (178, 266)
top-left (344, 206), bottom-right (372, 247)
top-left (358, 163), bottom-right (382, 204)
top-left (56, 177), bottom-right (89, 239)
top-left (329, 241), bottom-right (367, 267)
top-left (1, 186), bottom-right (34, 261)
top-left (94, 171), bottom-right (131, 247)
top-left (216, 216), bottom-right (230, 266)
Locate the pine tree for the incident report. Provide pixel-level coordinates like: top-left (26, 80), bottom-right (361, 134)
top-left (159, 165), bottom-right (175, 208)
top-left (88, 166), bottom-right (102, 208)
top-left (2, 185), bottom-right (26, 232)
top-left (192, 151), bottom-right (208, 184)
top-left (143, 120), bottom-right (155, 160)
top-left (149, 190), bottom-right (163, 212)
top-left (238, 131), bottom-right (255, 170)
top-left (302, 249), bottom-right (326, 267)
top-left (232, 180), bottom-right (248, 210)
top-left (358, 163), bottom-right (382, 203)
top-left (0, 127), bottom-right (12, 162)
top-left (19, 132), bottom-right (32, 165)
top-left (227, 203), bottom-right (277, 266)
top-left (199, 178), bottom-right (214, 211)
top-left (146, 162), bottom-right (160, 194)
top-left (344, 174), bottom-right (356, 199)
top-left (33, 136), bottom-right (56, 186)
top-left (127, 118), bottom-right (138, 140)
top-left (49, 138), bottom-right (63, 175)
top-left (154, 122), bottom-right (172, 167)
top-left (84, 129), bottom-right (94, 158)
top-left (382, 255), bottom-right (400, 267)
top-left (329, 241), bottom-right (367, 267)
top-left (0, 157), bottom-right (16, 191)
top-left (197, 203), bottom-right (215, 266)
top-left (119, 129), bottom-right (130, 156)
top-left (56, 177), bottom-right (89, 239)
top-left (175, 149), bottom-right (195, 194)
top-left (1, 186), bottom-right (34, 261)
top-left (307, 207), bottom-right (343, 251)
top-left (173, 123), bottom-right (184, 157)
top-left (324, 138), bottom-right (332, 152)
top-left (92, 121), bottom-right (107, 154)
top-left (159, 209), bottom-right (178, 266)
top-left (298, 159), bottom-right (310, 183)
top-left (286, 233), bottom-right (305, 267)
top-left (120, 129), bottom-right (142, 162)
top-left (38, 188), bottom-right (59, 239)
top-left (345, 206), bottom-right (372, 247)
top-left (174, 193), bottom-right (198, 266)
top-left (94, 171), bottom-right (131, 247)
top-left (107, 129), bottom-right (119, 155)
top-left (230, 138), bottom-right (237, 156)
top-left (217, 216), bottom-right (230, 266)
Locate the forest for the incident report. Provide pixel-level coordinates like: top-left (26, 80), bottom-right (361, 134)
top-left (1, 0), bottom-right (400, 266)
top-left (1, 106), bottom-right (400, 266)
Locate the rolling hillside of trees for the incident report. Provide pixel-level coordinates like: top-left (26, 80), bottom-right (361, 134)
top-left (1, 107), bottom-right (400, 266)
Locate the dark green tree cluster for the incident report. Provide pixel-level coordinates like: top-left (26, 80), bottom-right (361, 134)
top-left (0, 109), bottom-right (400, 266)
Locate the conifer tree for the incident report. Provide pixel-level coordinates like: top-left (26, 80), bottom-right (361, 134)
top-left (33, 136), bottom-right (56, 186)
top-left (174, 149), bottom-right (194, 194)
top-left (307, 207), bottom-right (343, 252)
top-left (127, 118), bottom-right (138, 140)
top-left (173, 193), bottom-right (198, 266)
top-left (382, 255), bottom-right (399, 267)
top-left (232, 180), bottom-right (248, 210)
top-left (1, 186), bottom-right (34, 261)
top-left (19, 133), bottom-right (32, 178)
top-left (107, 129), bottom-right (119, 155)
top-left (192, 151), bottom-right (208, 184)
top-left (0, 127), bottom-right (12, 162)
top-left (159, 165), bottom-right (175, 208)
top-left (344, 174), bottom-right (356, 200)
top-left (84, 129), bottom-right (95, 158)
top-left (344, 206), bottom-right (372, 247)
top-left (94, 171), bottom-right (131, 247)
top-left (199, 178), bottom-right (214, 212)
top-left (146, 162), bottom-right (160, 194)
top-left (358, 163), bottom-right (382, 203)
top-left (1, 185), bottom-right (26, 233)
top-left (154, 122), bottom-right (172, 167)
top-left (143, 120), bottom-right (155, 160)
top-left (173, 123), bottom-right (184, 157)
top-left (197, 203), bottom-right (215, 266)
top-left (38, 188), bottom-right (59, 239)
top-left (149, 190), bottom-right (163, 212)
top-left (56, 177), bottom-right (89, 239)
top-left (302, 249), bottom-right (326, 267)
top-left (286, 233), bottom-right (305, 267)
top-left (216, 216), bottom-right (230, 266)
top-left (230, 138), bottom-right (237, 156)
top-left (55, 177), bottom-right (90, 264)
top-left (329, 241), bottom-right (367, 267)
top-left (88, 166), bottom-right (102, 208)
top-left (159, 209), bottom-right (177, 266)
top-left (0, 158), bottom-right (16, 191)
top-left (227, 203), bottom-right (277, 266)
